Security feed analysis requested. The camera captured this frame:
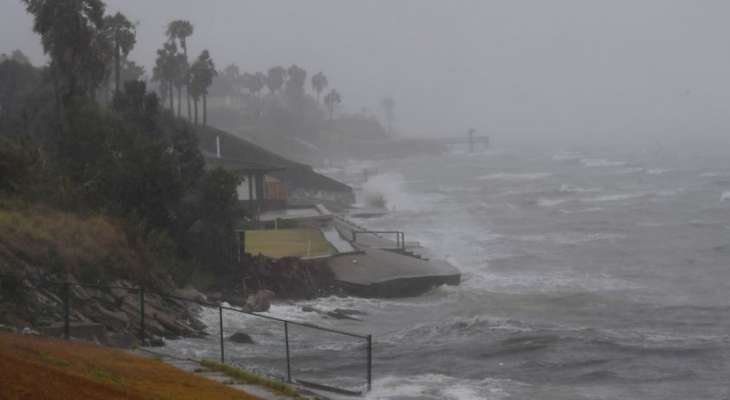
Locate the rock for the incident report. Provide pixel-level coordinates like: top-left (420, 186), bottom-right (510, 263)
top-left (146, 336), bottom-right (165, 347)
top-left (326, 310), bottom-right (362, 321)
top-left (176, 286), bottom-right (207, 303)
top-left (243, 290), bottom-right (275, 313)
top-left (92, 304), bottom-right (130, 332)
top-left (333, 308), bottom-right (368, 317)
top-left (228, 332), bottom-right (255, 344)
top-left (301, 306), bottom-right (316, 313)
top-left (108, 332), bottom-right (138, 349)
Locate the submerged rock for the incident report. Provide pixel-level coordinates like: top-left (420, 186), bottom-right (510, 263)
top-left (228, 332), bottom-right (255, 344)
top-left (242, 290), bottom-right (275, 313)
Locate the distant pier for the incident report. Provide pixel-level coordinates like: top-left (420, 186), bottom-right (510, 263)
top-left (425, 132), bottom-right (490, 153)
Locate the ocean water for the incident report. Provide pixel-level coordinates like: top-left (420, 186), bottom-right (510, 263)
top-left (168, 147), bottom-right (730, 399)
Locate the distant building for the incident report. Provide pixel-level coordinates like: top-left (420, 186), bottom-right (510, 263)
top-left (202, 149), bottom-right (287, 214)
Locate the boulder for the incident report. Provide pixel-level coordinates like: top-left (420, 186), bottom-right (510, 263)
top-left (243, 290), bottom-right (275, 313)
top-left (92, 304), bottom-right (130, 332)
top-left (176, 286), bottom-right (207, 303)
top-left (108, 332), bottom-right (138, 349)
top-left (228, 332), bottom-right (255, 344)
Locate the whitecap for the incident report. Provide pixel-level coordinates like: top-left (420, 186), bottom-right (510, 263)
top-left (583, 193), bottom-right (645, 203)
top-left (552, 152), bottom-right (583, 162)
top-left (537, 198), bottom-right (570, 207)
top-left (580, 158), bottom-right (627, 168)
top-left (558, 184), bottom-right (600, 193)
top-left (476, 172), bottom-right (552, 181)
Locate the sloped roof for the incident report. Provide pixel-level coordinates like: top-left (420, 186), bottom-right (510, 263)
top-left (196, 126), bottom-right (352, 193)
top-left (202, 150), bottom-right (285, 174)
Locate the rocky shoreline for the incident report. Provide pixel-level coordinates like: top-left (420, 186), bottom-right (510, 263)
top-left (0, 253), bottom-right (343, 347)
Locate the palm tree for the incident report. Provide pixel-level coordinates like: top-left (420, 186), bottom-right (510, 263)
top-left (190, 50), bottom-right (216, 126)
top-left (253, 72), bottom-right (267, 96)
top-left (380, 97), bottom-right (396, 135)
top-left (173, 52), bottom-right (187, 117)
top-left (166, 20), bottom-right (194, 119)
top-left (153, 41), bottom-right (179, 111)
top-left (103, 12), bottom-right (136, 95)
top-left (241, 72), bottom-right (265, 96)
top-left (266, 66), bottom-right (286, 94)
top-left (21, 0), bottom-right (108, 102)
top-left (323, 89), bottom-right (342, 121)
top-left (285, 64), bottom-right (307, 96)
top-left (311, 72), bottom-right (328, 104)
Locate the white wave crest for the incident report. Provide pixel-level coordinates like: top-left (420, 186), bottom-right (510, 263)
top-left (552, 152), bottom-right (583, 162)
top-left (558, 184), bottom-right (600, 193)
top-left (477, 172), bottom-right (551, 181)
top-left (361, 173), bottom-right (421, 211)
top-left (366, 374), bottom-right (518, 400)
top-left (580, 158), bottom-right (627, 168)
top-left (583, 193), bottom-right (645, 203)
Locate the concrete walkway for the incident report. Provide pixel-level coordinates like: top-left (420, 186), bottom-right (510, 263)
top-left (133, 350), bottom-right (325, 400)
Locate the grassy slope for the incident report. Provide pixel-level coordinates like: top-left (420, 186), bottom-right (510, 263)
top-left (0, 202), bottom-right (147, 281)
top-left (0, 332), bottom-right (259, 400)
top-left (245, 229), bottom-right (335, 258)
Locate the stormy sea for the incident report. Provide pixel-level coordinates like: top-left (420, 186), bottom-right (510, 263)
top-left (168, 146), bottom-right (730, 399)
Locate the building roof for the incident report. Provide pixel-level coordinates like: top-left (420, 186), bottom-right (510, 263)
top-left (202, 151), bottom-right (286, 174)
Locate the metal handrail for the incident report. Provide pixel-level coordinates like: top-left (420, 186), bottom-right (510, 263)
top-left (0, 273), bottom-right (373, 393)
top-left (351, 230), bottom-right (406, 250)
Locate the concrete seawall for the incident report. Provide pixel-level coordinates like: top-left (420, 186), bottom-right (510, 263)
top-left (327, 218), bottom-right (461, 297)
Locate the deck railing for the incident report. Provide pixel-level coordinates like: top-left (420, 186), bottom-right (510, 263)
top-left (0, 273), bottom-right (372, 395)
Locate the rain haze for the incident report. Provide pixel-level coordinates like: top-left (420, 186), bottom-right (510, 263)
top-left (3, 1), bottom-right (730, 399)
top-left (4, 1), bottom-right (730, 150)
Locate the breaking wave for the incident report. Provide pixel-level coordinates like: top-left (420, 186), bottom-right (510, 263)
top-left (580, 158), bottom-right (628, 168)
top-left (477, 172), bottom-right (552, 181)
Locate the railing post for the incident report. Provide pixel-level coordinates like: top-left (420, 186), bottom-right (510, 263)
top-left (63, 282), bottom-right (70, 340)
top-left (367, 334), bottom-right (372, 391)
top-left (284, 321), bottom-right (292, 383)
top-left (352, 231), bottom-right (357, 242)
top-left (219, 305), bottom-right (225, 364)
top-left (139, 287), bottom-right (145, 344)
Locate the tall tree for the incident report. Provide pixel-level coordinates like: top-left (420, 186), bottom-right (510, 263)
top-left (103, 12), bottom-right (136, 95)
top-left (285, 64), bottom-right (307, 97)
top-left (173, 52), bottom-right (187, 117)
top-left (166, 20), bottom-right (194, 120)
top-left (380, 97), bottom-right (396, 135)
top-left (241, 72), bottom-right (264, 96)
top-left (190, 50), bottom-right (216, 126)
top-left (152, 42), bottom-right (179, 111)
top-left (323, 89), bottom-right (342, 121)
top-left (266, 66), bottom-right (286, 94)
top-left (21, 0), bottom-right (109, 105)
top-left (311, 72), bottom-right (328, 104)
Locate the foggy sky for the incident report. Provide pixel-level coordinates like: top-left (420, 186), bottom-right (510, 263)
top-left (3, 0), bottom-right (730, 149)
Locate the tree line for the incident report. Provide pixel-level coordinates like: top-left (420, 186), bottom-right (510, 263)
top-left (0, 0), bottom-right (254, 282)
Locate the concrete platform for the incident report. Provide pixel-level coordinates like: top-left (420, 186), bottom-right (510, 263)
top-left (328, 218), bottom-right (461, 297)
top-left (328, 247), bottom-right (461, 297)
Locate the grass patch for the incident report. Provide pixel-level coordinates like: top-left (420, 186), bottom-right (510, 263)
top-left (0, 204), bottom-right (146, 281)
top-left (200, 359), bottom-right (306, 399)
top-left (0, 333), bottom-right (259, 399)
top-left (245, 228), bottom-right (335, 259)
